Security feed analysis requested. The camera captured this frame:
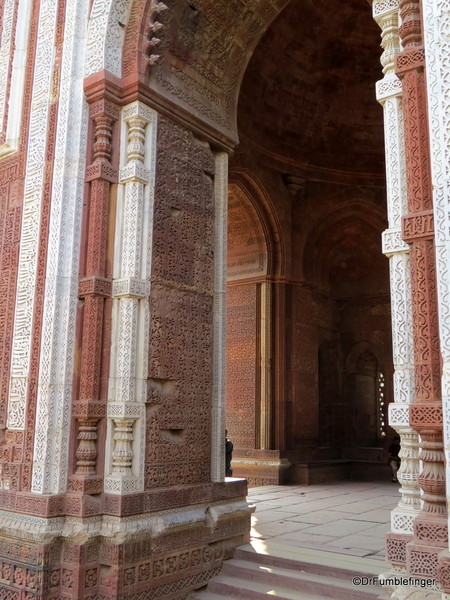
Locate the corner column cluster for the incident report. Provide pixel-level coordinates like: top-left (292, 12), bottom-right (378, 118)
top-left (375, 0), bottom-right (449, 591)
top-left (374, 1), bottom-right (421, 577)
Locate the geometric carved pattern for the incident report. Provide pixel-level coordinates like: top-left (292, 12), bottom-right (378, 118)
top-left (389, 403), bottom-right (409, 427)
top-left (438, 551), bottom-right (450, 593)
top-left (410, 404), bottom-right (443, 428)
top-left (409, 548), bottom-right (439, 578)
top-left (395, 48), bottom-right (426, 74)
top-left (145, 115), bottom-right (215, 489)
top-left (386, 535), bottom-right (407, 565)
top-left (392, 512), bottom-right (415, 534)
top-left (415, 522), bottom-right (448, 545)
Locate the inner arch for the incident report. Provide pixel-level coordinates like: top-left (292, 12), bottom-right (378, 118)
top-left (226, 0), bottom-right (395, 485)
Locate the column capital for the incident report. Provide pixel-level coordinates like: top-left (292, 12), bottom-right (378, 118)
top-left (122, 101), bottom-right (157, 125)
top-left (383, 227), bottom-right (410, 256)
top-left (410, 403), bottom-right (443, 430)
top-left (373, 0), bottom-right (401, 75)
top-left (78, 276), bottom-right (112, 298)
top-left (373, 0), bottom-right (400, 19)
top-left (112, 277), bottom-right (150, 299)
top-left (376, 72), bottom-right (403, 102)
top-left (389, 402), bottom-right (411, 428)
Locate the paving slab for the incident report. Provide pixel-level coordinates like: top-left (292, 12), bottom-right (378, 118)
top-left (285, 509), bottom-right (356, 524)
top-left (328, 534), bottom-right (386, 553)
top-left (348, 509), bottom-right (393, 523)
top-left (248, 481), bottom-right (400, 561)
top-left (331, 502), bottom-right (381, 513)
top-left (303, 518), bottom-right (381, 537)
top-left (251, 509), bottom-right (305, 523)
top-left (251, 520), bottom-right (314, 538)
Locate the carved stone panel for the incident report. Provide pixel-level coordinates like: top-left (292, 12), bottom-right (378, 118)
top-left (226, 284), bottom-right (257, 450)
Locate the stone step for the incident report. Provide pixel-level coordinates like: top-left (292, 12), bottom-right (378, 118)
top-left (192, 576), bottom-right (347, 600)
top-left (191, 592), bottom-right (333, 600)
top-left (235, 539), bottom-right (385, 581)
top-left (191, 539), bottom-right (389, 600)
top-left (220, 558), bottom-right (381, 600)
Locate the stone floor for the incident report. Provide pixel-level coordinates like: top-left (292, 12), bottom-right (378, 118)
top-left (248, 481), bottom-right (401, 561)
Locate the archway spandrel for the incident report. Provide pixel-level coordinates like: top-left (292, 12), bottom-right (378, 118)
top-left (116, 0), bottom-right (291, 140)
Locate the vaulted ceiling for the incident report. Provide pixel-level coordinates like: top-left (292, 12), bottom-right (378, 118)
top-left (237, 0), bottom-right (385, 176)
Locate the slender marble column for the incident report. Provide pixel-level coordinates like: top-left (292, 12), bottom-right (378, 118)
top-left (373, 1), bottom-right (421, 573)
top-left (105, 101), bottom-right (157, 494)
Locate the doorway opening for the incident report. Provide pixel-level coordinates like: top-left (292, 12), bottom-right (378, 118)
top-left (225, 0), bottom-right (395, 485)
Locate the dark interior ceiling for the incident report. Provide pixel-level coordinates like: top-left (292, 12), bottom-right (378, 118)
top-left (237, 0), bottom-right (385, 176)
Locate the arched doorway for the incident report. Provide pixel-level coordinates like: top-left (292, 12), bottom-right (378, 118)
top-left (228, 0), bottom-right (394, 484)
top-left (225, 180), bottom-right (289, 485)
top-left (226, 183), bottom-right (270, 454)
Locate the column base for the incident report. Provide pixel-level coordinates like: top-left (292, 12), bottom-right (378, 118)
top-left (437, 549), bottom-right (450, 593)
top-left (386, 532), bottom-right (411, 569)
top-left (231, 450), bottom-right (291, 485)
top-left (0, 482), bottom-right (252, 599)
top-left (407, 541), bottom-right (442, 582)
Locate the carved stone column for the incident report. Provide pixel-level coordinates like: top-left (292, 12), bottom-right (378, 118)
top-left (373, 0), bottom-right (421, 575)
top-left (421, 0), bottom-right (450, 595)
top-left (395, 0), bottom-right (447, 584)
top-left (68, 100), bottom-right (118, 501)
top-left (104, 101), bottom-right (156, 494)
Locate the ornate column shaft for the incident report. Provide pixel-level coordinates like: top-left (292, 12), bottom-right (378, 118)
top-left (395, 0), bottom-right (447, 583)
top-left (67, 100), bottom-right (118, 499)
top-left (420, 0), bottom-right (450, 594)
top-left (374, 0), bottom-right (421, 575)
top-left (104, 101), bottom-right (157, 494)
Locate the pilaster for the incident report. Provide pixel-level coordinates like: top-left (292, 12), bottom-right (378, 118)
top-left (259, 280), bottom-right (272, 450)
top-left (104, 101), bottom-right (157, 494)
top-left (394, 0), bottom-right (447, 586)
top-left (211, 152), bottom-right (228, 482)
top-left (374, 0), bottom-right (421, 558)
top-left (68, 98), bottom-right (119, 500)
top-left (421, 0), bottom-right (450, 592)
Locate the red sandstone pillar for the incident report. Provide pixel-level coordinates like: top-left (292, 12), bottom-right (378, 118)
top-left (395, 0), bottom-right (448, 582)
top-left (68, 100), bottom-right (119, 502)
